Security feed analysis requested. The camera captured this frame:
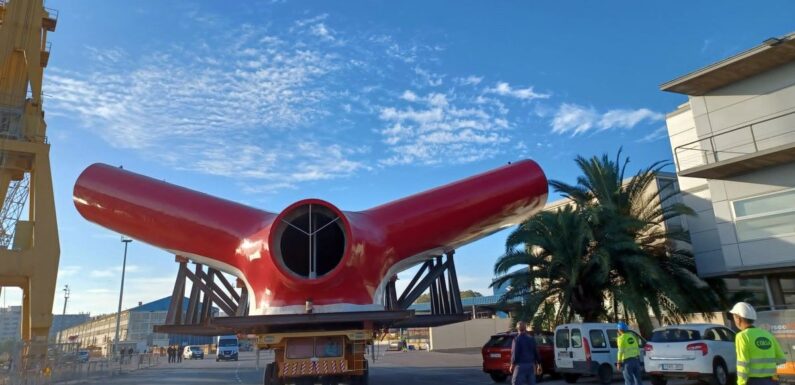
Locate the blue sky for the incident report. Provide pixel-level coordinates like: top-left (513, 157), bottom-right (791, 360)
top-left (5, 0), bottom-right (793, 315)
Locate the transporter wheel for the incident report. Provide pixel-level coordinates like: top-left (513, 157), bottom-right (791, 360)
top-left (650, 375), bottom-right (668, 385)
top-left (598, 364), bottom-right (613, 385)
top-left (489, 372), bottom-right (508, 383)
top-left (264, 363), bottom-right (274, 385)
top-left (564, 373), bottom-right (580, 383)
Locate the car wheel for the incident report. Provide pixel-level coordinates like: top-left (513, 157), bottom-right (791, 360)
top-left (650, 375), bottom-right (668, 385)
top-left (489, 372), bottom-right (508, 383)
top-left (598, 364), bottom-right (613, 385)
top-left (564, 373), bottom-right (580, 383)
top-left (711, 360), bottom-right (729, 385)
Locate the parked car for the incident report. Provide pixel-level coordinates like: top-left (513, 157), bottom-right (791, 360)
top-left (482, 331), bottom-right (556, 383)
top-left (216, 335), bottom-right (239, 362)
top-left (183, 345), bottom-right (204, 360)
top-left (644, 323), bottom-right (736, 385)
top-left (554, 323), bottom-right (646, 385)
top-left (77, 350), bottom-right (90, 363)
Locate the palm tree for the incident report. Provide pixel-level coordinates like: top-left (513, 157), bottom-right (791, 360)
top-left (494, 150), bottom-right (725, 336)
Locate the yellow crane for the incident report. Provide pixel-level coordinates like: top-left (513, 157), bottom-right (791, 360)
top-left (0, 0), bottom-right (60, 350)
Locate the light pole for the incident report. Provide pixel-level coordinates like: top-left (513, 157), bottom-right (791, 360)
top-left (113, 236), bottom-right (132, 358)
top-left (59, 285), bottom-right (70, 343)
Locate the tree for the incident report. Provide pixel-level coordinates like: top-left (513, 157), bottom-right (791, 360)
top-left (493, 150), bottom-right (726, 336)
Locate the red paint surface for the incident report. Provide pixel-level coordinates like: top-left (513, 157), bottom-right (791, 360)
top-left (73, 160), bottom-right (547, 314)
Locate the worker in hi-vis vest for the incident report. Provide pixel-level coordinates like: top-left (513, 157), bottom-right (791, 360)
top-left (730, 302), bottom-right (786, 385)
top-left (616, 322), bottom-right (642, 385)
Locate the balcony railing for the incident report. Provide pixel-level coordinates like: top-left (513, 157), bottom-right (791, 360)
top-left (674, 110), bottom-right (795, 172)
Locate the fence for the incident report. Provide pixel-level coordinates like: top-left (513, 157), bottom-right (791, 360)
top-left (0, 341), bottom-right (161, 385)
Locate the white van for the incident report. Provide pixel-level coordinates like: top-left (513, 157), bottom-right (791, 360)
top-left (216, 335), bottom-right (239, 362)
top-left (554, 323), bottom-right (646, 385)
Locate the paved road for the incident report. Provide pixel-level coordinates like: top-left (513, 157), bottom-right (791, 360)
top-left (89, 350), bottom-right (703, 385)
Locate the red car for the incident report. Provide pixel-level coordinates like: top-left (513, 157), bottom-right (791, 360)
top-left (482, 331), bottom-right (557, 383)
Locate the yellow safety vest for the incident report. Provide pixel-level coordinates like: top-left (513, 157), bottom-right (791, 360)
top-left (617, 333), bottom-right (640, 363)
top-left (736, 327), bottom-right (786, 385)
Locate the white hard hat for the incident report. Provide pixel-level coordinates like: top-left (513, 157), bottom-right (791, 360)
top-left (730, 302), bottom-right (757, 320)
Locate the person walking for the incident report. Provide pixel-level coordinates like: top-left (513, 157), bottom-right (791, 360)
top-left (510, 321), bottom-right (540, 385)
top-left (177, 345), bottom-right (183, 363)
top-left (167, 346), bottom-right (174, 363)
top-left (616, 321), bottom-right (642, 385)
top-left (730, 302), bottom-right (786, 385)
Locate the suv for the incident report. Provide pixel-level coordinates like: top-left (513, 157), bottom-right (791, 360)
top-left (554, 323), bottom-right (646, 385)
top-left (643, 323), bottom-right (736, 385)
top-left (482, 331), bottom-right (556, 383)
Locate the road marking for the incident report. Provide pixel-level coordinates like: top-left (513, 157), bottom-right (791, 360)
top-left (235, 360), bottom-right (242, 383)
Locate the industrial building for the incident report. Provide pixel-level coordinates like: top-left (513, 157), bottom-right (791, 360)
top-left (57, 297), bottom-right (214, 355)
top-left (661, 31), bottom-right (795, 308)
top-left (0, 305), bottom-right (89, 342)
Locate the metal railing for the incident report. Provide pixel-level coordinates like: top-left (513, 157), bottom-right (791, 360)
top-left (674, 110), bottom-right (795, 172)
top-left (0, 341), bottom-right (161, 385)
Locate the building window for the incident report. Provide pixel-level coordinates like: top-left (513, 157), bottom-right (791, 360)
top-left (733, 189), bottom-right (795, 242)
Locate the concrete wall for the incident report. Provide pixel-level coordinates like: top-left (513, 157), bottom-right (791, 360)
top-left (707, 163), bottom-right (795, 271)
top-left (429, 318), bottom-right (511, 351)
top-left (666, 106), bottom-right (725, 277)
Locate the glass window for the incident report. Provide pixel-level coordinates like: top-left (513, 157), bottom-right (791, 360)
top-left (570, 329), bottom-right (582, 348)
top-left (485, 335), bottom-right (514, 348)
top-left (589, 330), bottom-right (607, 348)
top-left (607, 330), bottom-right (618, 348)
top-left (735, 211), bottom-right (795, 242)
top-left (535, 333), bottom-right (554, 346)
top-left (734, 190), bottom-right (795, 218)
top-left (556, 329), bottom-right (570, 349)
top-left (286, 337), bottom-right (314, 359)
top-left (316, 337), bottom-right (343, 358)
top-left (702, 329), bottom-right (718, 341)
top-left (718, 328), bottom-right (736, 341)
top-left (650, 328), bottom-right (701, 342)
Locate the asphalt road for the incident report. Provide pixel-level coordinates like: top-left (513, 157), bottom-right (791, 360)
top-left (90, 350), bottom-right (703, 385)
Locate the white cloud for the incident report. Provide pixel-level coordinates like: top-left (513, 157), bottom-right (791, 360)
top-left (45, 22), bottom-right (367, 191)
top-left (486, 82), bottom-right (550, 100)
top-left (551, 103), bottom-right (664, 135)
top-left (457, 75), bottom-right (483, 86)
top-left (378, 91), bottom-right (511, 165)
top-left (90, 270), bottom-right (115, 278)
top-left (401, 90), bottom-right (418, 102)
top-left (637, 126), bottom-right (670, 143)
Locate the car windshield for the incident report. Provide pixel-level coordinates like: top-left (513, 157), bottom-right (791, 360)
top-left (190, 347), bottom-right (201, 352)
top-left (484, 335), bottom-right (513, 348)
top-left (651, 328), bottom-right (701, 342)
top-left (219, 340), bottom-right (237, 347)
top-left (535, 334), bottom-right (554, 346)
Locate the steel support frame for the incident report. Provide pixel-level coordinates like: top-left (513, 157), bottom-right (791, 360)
top-left (393, 250), bottom-right (463, 316)
top-left (164, 256), bottom-right (248, 326)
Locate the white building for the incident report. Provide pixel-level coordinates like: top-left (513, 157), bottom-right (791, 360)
top-left (661, 31), bottom-right (795, 308)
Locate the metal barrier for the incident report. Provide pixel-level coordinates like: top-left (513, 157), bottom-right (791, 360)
top-left (674, 110), bottom-right (795, 172)
top-left (0, 341), bottom-right (161, 385)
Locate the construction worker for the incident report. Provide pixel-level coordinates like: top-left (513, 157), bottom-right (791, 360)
top-left (730, 302), bottom-right (786, 385)
top-left (616, 322), bottom-right (642, 385)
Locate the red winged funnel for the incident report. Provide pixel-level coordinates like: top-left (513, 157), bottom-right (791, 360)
top-left (73, 160), bottom-right (548, 315)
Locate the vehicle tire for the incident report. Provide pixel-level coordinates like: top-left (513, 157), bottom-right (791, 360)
top-left (598, 364), bottom-right (613, 385)
top-left (564, 373), bottom-right (580, 383)
top-left (711, 360), bottom-right (729, 385)
top-left (235, 357), bottom-right (238, 361)
top-left (650, 375), bottom-right (668, 385)
top-left (489, 372), bottom-right (508, 383)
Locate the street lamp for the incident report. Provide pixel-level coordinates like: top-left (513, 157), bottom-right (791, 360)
top-left (113, 235), bottom-right (132, 357)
